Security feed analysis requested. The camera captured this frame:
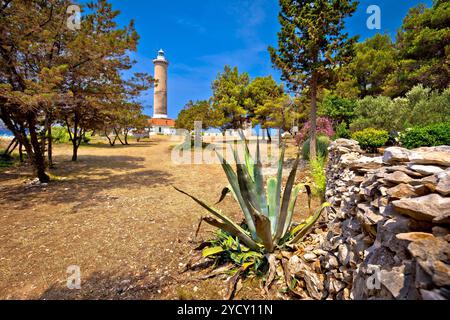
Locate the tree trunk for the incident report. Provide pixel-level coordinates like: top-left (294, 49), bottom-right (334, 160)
top-left (27, 113), bottom-right (50, 183)
top-left (114, 128), bottom-right (125, 145)
top-left (105, 130), bottom-right (116, 147)
top-left (266, 127), bottom-right (272, 143)
top-left (69, 113), bottom-right (80, 162)
top-left (18, 142), bottom-right (23, 163)
top-left (309, 73), bottom-right (318, 161)
top-left (47, 124), bottom-right (53, 168)
top-left (124, 130), bottom-right (129, 145)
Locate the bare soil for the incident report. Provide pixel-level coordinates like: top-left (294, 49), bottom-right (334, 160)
top-left (0, 136), bottom-right (314, 300)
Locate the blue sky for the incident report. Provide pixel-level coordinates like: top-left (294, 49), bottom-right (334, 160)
top-left (106, 0), bottom-right (433, 119)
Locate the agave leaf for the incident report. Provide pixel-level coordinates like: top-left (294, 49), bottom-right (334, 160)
top-left (215, 151), bottom-right (257, 238)
top-left (202, 246), bottom-right (225, 258)
top-left (254, 136), bottom-right (269, 217)
top-left (266, 177), bottom-right (278, 234)
top-left (275, 153), bottom-right (301, 242)
top-left (248, 202), bottom-right (274, 253)
top-left (202, 216), bottom-right (261, 251)
top-left (289, 203), bottom-right (331, 244)
top-left (174, 187), bottom-right (260, 250)
top-left (245, 148), bottom-right (255, 181)
top-left (238, 130), bottom-right (255, 180)
top-left (216, 187), bottom-right (231, 205)
top-left (305, 185), bottom-right (312, 212)
top-left (282, 183), bottom-right (304, 236)
top-left (275, 143), bottom-right (286, 222)
top-left (290, 221), bottom-right (307, 237)
top-left (232, 146), bottom-right (261, 214)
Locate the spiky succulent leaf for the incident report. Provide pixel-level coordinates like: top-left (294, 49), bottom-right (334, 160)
top-left (238, 130), bottom-right (255, 180)
top-left (275, 154), bottom-right (301, 242)
top-left (247, 202), bottom-right (274, 253)
top-left (174, 187), bottom-right (259, 250)
top-left (282, 183), bottom-right (304, 237)
top-left (216, 187), bottom-right (231, 205)
top-left (275, 143), bottom-right (286, 219)
top-left (232, 146), bottom-right (261, 214)
top-left (266, 177), bottom-right (278, 234)
top-left (254, 137), bottom-right (268, 217)
top-left (215, 151), bottom-right (257, 238)
top-left (289, 203), bottom-right (331, 244)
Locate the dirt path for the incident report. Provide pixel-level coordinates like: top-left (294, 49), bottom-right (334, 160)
top-left (0, 137), bottom-right (309, 300)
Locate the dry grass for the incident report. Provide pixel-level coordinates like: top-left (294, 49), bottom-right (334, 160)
top-left (0, 136), bottom-right (315, 300)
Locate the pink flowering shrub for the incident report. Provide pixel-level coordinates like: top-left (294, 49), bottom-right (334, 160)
top-left (295, 117), bottom-right (335, 146)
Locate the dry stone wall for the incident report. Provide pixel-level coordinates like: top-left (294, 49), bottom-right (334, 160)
top-left (322, 139), bottom-right (450, 300)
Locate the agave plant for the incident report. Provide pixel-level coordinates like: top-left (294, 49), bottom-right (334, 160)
top-left (175, 134), bottom-right (330, 254)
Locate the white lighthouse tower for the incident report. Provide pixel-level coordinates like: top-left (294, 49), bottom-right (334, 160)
top-left (153, 49), bottom-right (169, 119)
top-left (149, 49), bottom-right (175, 135)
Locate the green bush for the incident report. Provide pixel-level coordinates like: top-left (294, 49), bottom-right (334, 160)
top-left (51, 126), bottom-right (70, 144)
top-left (351, 128), bottom-right (389, 153)
top-left (82, 132), bottom-right (92, 144)
top-left (350, 86), bottom-right (450, 132)
top-left (302, 136), bottom-right (331, 160)
top-left (310, 156), bottom-right (326, 201)
top-left (400, 122), bottom-right (450, 149)
top-left (335, 122), bottom-right (351, 139)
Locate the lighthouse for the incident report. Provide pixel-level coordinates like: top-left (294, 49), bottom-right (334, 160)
top-left (149, 49), bottom-right (175, 135)
top-left (153, 49), bottom-right (169, 119)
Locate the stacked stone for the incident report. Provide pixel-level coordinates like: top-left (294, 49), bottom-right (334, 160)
top-left (300, 139), bottom-right (449, 300)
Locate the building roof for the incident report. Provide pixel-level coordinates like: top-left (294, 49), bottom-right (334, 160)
top-left (148, 118), bottom-right (176, 127)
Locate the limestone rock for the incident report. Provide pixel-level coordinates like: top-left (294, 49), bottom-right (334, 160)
top-left (379, 265), bottom-right (406, 299)
top-left (341, 154), bottom-right (383, 171)
top-left (436, 171), bottom-right (450, 196)
top-left (392, 194), bottom-right (450, 224)
top-left (325, 274), bottom-right (346, 295)
top-left (396, 232), bottom-right (435, 242)
top-left (321, 254), bottom-right (339, 270)
top-left (432, 226), bottom-right (450, 237)
top-left (384, 171), bottom-right (414, 185)
top-left (302, 270), bottom-right (325, 300)
top-left (338, 244), bottom-right (351, 266)
top-left (386, 165), bottom-right (424, 178)
top-left (383, 147), bottom-right (411, 164)
top-left (303, 253), bottom-right (318, 262)
top-left (408, 236), bottom-right (450, 287)
top-left (386, 183), bottom-right (422, 199)
top-left (409, 150), bottom-right (450, 167)
top-left (414, 146), bottom-right (450, 153)
top-left (407, 164), bottom-right (445, 176)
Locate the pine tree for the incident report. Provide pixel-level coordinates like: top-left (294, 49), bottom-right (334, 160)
top-left (211, 66), bottom-right (250, 132)
top-left (269, 0), bottom-right (358, 160)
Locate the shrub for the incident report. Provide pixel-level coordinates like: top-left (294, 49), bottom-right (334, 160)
top-left (335, 122), bottom-right (351, 139)
top-left (310, 156), bottom-right (326, 201)
top-left (82, 132), bottom-right (92, 144)
top-left (400, 122), bottom-right (450, 149)
top-left (302, 136), bottom-right (331, 160)
top-left (295, 117), bottom-right (335, 145)
top-left (351, 96), bottom-right (406, 132)
top-left (319, 94), bottom-right (356, 125)
top-left (352, 128), bottom-right (389, 153)
top-left (350, 86), bottom-right (450, 132)
top-left (51, 126), bottom-right (70, 144)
